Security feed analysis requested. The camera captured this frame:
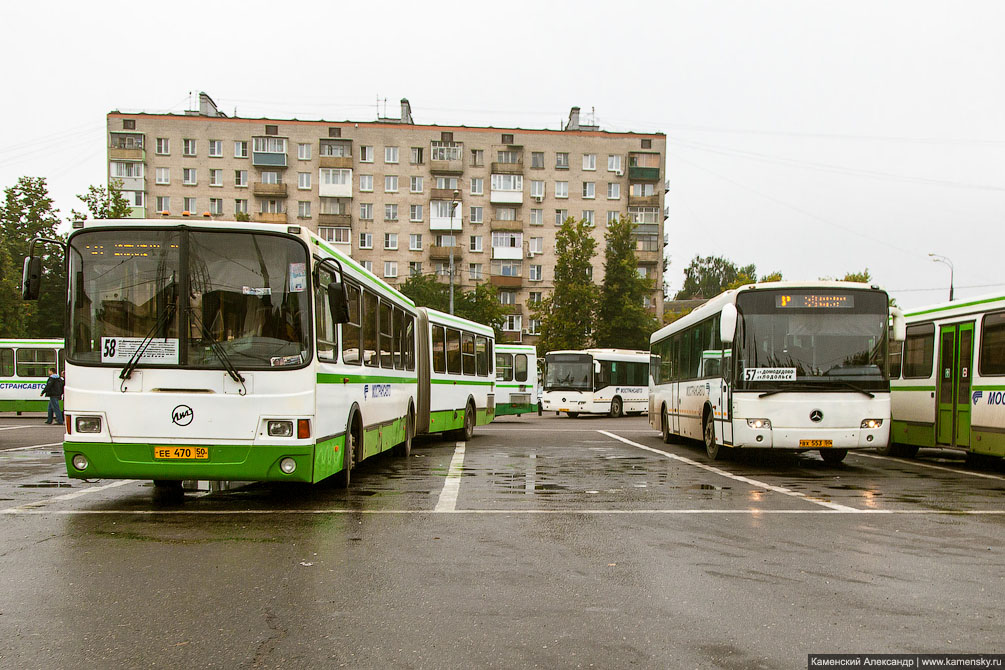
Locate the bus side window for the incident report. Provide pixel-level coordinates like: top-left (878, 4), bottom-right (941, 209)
top-left (315, 270), bottom-right (337, 362)
top-left (379, 301), bottom-right (394, 369)
top-left (446, 328), bottom-right (462, 374)
top-left (980, 312), bottom-right (1005, 376)
top-left (461, 332), bottom-right (475, 376)
top-left (393, 307), bottom-right (405, 370)
top-left (404, 314), bottom-right (416, 371)
top-left (57, 349), bottom-right (65, 375)
top-left (432, 325), bottom-right (446, 373)
top-left (888, 338), bottom-right (903, 379)
top-left (362, 290), bottom-right (379, 367)
top-left (0, 349), bottom-right (12, 376)
top-left (903, 323), bottom-right (935, 378)
top-left (515, 354), bottom-right (528, 382)
top-left (475, 336), bottom-right (487, 376)
top-left (341, 284), bottom-right (362, 365)
top-left (496, 353), bottom-right (513, 381)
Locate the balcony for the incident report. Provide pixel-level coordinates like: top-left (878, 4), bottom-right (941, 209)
top-left (628, 166), bottom-right (660, 181)
top-left (490, 275), bottom-right (523, 289)
top-left (109, 147), bottom-right (145, 161)
top-left (115, 176), bottom-right (145, 192)
top-left (253, 183), bottom-right (288, 197)
top-left (489, 189), bottom-right (523, 205)
top-left (318, 212), bottom-right (351, 226)
top-left (502, 303), bottom-right (523, 315)
top-left (490, 162), bottom-right (523, 175)
top-left (253, 152), bottom-right (287, 168)
top-left (254, 212), bottom-right (288, 224)
top-left (430, 188), bottom-right (460, 201)
top-left (320, 156), bottom-right (353, 169)
top-left (430, 213), bottom-right (463, 232)
top-left (491, 246), bottom-right (523, 261)
top-left (636, 249), bottom-right (662, 264)
top-left (490, 219), bottom-right (523, 232)
top-left (430, 158), bottom-right (464, 175)
top-left (628, 194), bottom-right (661, 207)
top-left (429, 245), bottom-right (459, 260)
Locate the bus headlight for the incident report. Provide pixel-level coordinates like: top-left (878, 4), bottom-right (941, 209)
top-left (75, 416), bottom-right (102, 433)
top-left (71, 454), bottom-right (89, 471)
top-left (746, 419), bottom-right (771, 429)
top-left (268, 421), bottom-right (294, 437)
top-left (861, 419), bottom-right (883, 429)
top-left (279, 457), bottom-right (297, 474)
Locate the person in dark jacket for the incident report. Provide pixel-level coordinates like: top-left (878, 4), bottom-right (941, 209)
top-left (41, 367), bottom-right (64, 424)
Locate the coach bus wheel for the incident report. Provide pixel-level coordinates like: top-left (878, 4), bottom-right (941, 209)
top-left (610, 397), bottom-right (623, 418)
top-left (460, 403), bottom-right (475, 440)
top-left (395, 412), bottom-right (413, 458)
top-left (661, 407), bottom-right (673, 444)
top-left (152, 480), bottom-right (183, 502)
top-left (875, 440), bottom-right (900, 457)
top-left (339, 422), bottom-right (358, 489)
top-left (567, 412), bottom-right (579, 418)
top-left (820, 449), bottom-right (848, 464)
top-left (703, 412), bottom-right (721, 460)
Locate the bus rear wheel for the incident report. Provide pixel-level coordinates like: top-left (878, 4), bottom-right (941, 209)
top-left (567, 412), bottom-right (579, 418)
top-left (449, 403), bottom-right (475, 441)
top-left (152, 480), bottom-right (183, 502)
top-left (820, 449), bottom-right (848, 464)
top-left (394, 412), bottom-right (413, 458)
top-left (610, 397), bottom-right (623, 418)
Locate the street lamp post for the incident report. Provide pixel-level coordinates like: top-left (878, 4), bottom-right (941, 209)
top-left (928, 253), bottom-right (954, 301)
top-left (449, 189), bottom-right (460, 314)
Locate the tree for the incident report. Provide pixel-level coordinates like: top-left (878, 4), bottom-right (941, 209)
top-left (675, 255), bottom-right (757, 299)
top-left (533, 217), bottom-right (598, 353)
top-left (0, 241), bottom-right (32, 336)
top-left (455, 281), bottom-right (506, 339)
top-left (1, 177), bottom-right (65, 337)
top-left (70, 178), bottom-right (132, 222)
top-left (594, 216), bottom-right (658, 350)
top-left (760, 271), bottom-right (784, 282)
top-left (398, 273), bottom-right (449, 312)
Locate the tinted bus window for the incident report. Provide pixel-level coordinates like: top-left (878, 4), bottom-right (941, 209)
top-left (1, 349), bottom-right (12, 376)
top-left (362, 291), bottom-right (379, 367)
top-left (889, 338), bottom-right (903, 379)
top-left (515, 354), bottom-right (528, 382)
top-left (393, 307), bottom-right (405, 370)
top-left (432, 325), bottom-right (446, 373)
top-left (16, 348), bottom-right (55, 377)
top-left (446, 328), bottom-right (462, 374)
top-left (461, 332), bottom-right (475, 375)
top-left (379, 301), bottom-right (394, 368)
top-left (980, 312), bottom-right (1005, 376)
top-left (475, 336), bottom-right (488, 376)
top-left (497, 353), bottom-right (513, 381)
top-left (342, 285), bottom-right (362, 365)
top-left (315, 270), bottom-right (336, 361)
top-left (404, 314), bottom-right (416, 371)
top-left (902, 323), bottom-right (935, 378)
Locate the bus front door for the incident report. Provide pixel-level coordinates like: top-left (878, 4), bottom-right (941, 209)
top-left (936, 322), bottom-right (974, 448)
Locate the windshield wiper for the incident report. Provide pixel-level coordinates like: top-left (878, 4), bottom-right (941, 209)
top-left (119, 301), bottom-right (177, 383)
top-left (187, 308), bottom-right (246, 387)
top-left (757, 383), bottom-right (820, 398)
top-left (757, 381), bottom-right (875, 398)
top-left (830, 380), bottom-right (875, 398)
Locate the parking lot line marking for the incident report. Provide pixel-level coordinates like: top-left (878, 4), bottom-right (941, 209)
top-left (0, 479), bottom-right (137, 513)
top-left (597, 430), bottom-right (860, 512)
top-left (2, 509), bottom-right (1004, 516)
top-left (3, 442), bottom-right (63, 452)
top-left (0, 425), bottom-right (53, 432)
top-left (434, 442), bottom-right (465, 512)
top-left (851, 451), bottom-right (1005, 482)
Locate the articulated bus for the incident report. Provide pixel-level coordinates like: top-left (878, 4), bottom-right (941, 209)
top-left (541, 349), bottom-right (649, 418)
top-left (494, 344), bottom-right (538, 417)
top-left (887, 293), bottom-right (1005, 462)
top-left (21, 218), bottom-right (493, 493)
top-left (649, 282), bottom-right (904, 462)
top-left (0, 339), bottom-right (64, 414)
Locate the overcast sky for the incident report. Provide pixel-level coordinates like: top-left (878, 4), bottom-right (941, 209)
top-left (2, 0), bottom-right (1002, 309)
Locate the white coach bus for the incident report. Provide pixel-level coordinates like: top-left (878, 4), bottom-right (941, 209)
top-left (650, 282), bottom-right (904, 462)
top-left (494, 343), bottom-right (538, 417)
top-left (0, 339), bottom-right (64, 414)
top-left (23, 218), bottom-right (418, 491)
top-left (541, 349), bottom-right (649, 418)
top-left (887, 293), bottom-right (1005, 462)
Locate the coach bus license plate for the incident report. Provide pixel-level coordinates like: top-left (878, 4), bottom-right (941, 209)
top-left (799, 440), bottom-right (833, 448)
top-left (154, 446), bottom-right (209, 460)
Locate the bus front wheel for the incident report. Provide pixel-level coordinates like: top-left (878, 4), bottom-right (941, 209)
top-left (661, 407), bottom-right (673, 444)
top-left (339, 421), bottom-right (358, 489)
top-left (703, 413), bottom-right (723, 460)
top-left (567, 412), bottom-right (579, 418)
top-left (610, 397), bottom-right (623, 418)
top-left (820, 449), bottom-right (848, 464)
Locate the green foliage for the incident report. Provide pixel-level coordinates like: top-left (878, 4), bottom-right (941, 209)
top-left (1, 177), bottom-right (65, 337)
top-left (662, 306), bottom-right (695, 326)
top-left (70, 179), bottom-right (132, 222)
top-left (675, 255), bottom-right (757, 299)
top-left (820, 268), bottom-right (872, 283)
top-left (398, 273), bottom-right (449, 312)
top-left (455, 281), bottom-right (506, 338)
top-left (235, 211), bottom-right (251, 222)
top-left (760, 271), bottom-right (783, 282)
top-left (594, 216), bottom-right (658, 349)
top-left (533, 217), bottom-right (598, 354)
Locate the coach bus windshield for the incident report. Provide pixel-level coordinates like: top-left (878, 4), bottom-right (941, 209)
top-left (67, 228), bottom-right (312, 369)
top-left (735, 289), bottom-right (889, 392)
top-left (543, 353), bottom-right (593, 391)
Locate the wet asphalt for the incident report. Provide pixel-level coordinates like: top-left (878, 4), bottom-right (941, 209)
top-left (0, 412), bottom-right (1003, 669)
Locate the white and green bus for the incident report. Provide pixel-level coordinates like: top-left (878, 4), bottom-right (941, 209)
top-left (541, 349), bottom-right (649, 418)
top-left (887, 293), bottom-right (1005, 462)
top-left (0, 339), bottom-right (64, 414)
top-left (25, 218), bottom-right (421, 491)
top-left (650, 282), bottom-right (904, 462)
top-left (494, 343), bottom-right (538, 417)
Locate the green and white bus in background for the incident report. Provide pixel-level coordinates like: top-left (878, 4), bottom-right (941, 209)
top-left (887, 293), bottom-right (1005, 462)
top-left (415, 307), bottom-right (496, 439)
top-left (650, 282), bottom-right (904, 462)
top-left (0, 339), bottom-right (64, 414)
top-left (541, 349), bottom-right (649, 418)
top-left (24, 218), bottom-right (420, 492)
top-left (494, 343), bottom-right (538, 417)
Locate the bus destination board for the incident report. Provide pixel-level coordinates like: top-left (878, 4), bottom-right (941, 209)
top-left (775, 294), bottom-right (855, 309)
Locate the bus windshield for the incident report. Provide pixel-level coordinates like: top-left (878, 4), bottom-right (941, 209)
top-left (735, 289), bottom-right (889, 391)
top-left (68, 228), bottom-right (312, 369)
top-left (543, 353), bottom-right (592, 391)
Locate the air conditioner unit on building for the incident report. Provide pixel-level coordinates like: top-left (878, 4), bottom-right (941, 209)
top-left (615, 169), bottom-right (623, 176)
top-left (532, 195), bottom-right (543, 202)
top-left (527, 251), bottom-right (536, 258)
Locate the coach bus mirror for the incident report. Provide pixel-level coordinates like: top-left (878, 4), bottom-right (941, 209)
top-left (593, 361), bottom-right (601, 374)
top-left (720, 303), bottom-right (738, 343)
top-left (21, 256), bottom-right (41, 300)
top-left (890, 308), bottom-right (906, 342)
top-left (327, 283), bottom-right (350, 324)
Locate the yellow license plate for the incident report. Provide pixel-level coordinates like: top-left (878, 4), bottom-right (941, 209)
top-left (799, 440), bottom-right (833, 448)
top-left (154, 446), bottom-right (209, 460)
top-left (559, 408), bottom-right (569, 412)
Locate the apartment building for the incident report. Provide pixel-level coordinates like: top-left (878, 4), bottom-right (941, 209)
top-left (106, 93), bottom-right (667, 341)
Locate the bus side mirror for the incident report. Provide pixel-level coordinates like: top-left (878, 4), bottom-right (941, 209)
top-left (327, 283), bottom-right (350, 324)
top-left (720, 303), bottom-right (738, 343)
top-left (594, 361), bottom-right (601, 374)
top-left (890, 308), bottom-right (906, 342)
top-left (21, 256), bottom-right (41, 300)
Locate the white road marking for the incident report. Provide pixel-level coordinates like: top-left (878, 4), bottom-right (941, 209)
top-left (0, 479), bottom-right (137, 513)
top-left (0, 425), bottom-right (54, 432)
top-left (852, 451), bottom-right (1005, 482)
top-left (3, 442), bottom-right (63, 452)
top-left (2, 509), bottom-right (1003, 516)
top-left (433, 442), bottom-right (465, 512)
top-left (597, 430), bottom-right (860, 512)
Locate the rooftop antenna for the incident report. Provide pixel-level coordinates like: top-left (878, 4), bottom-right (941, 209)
top-left (590, 106), bottom-right (596, 126)
top-left (376, 94), bottom-right (380, 119)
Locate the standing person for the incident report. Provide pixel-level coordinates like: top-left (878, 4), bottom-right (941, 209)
top-left (41, 367), bottom-right (64, 425)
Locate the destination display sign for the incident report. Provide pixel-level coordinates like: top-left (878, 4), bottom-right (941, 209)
top-left (775, 294), bottom-right (855, 309)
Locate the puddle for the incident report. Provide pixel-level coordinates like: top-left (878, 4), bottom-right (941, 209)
top-left (19, 481), bottom-right (72, 488)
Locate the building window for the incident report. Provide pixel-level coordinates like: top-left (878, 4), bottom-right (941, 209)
top-left (495, 207), bottom-right (516, 221)
top-left (208, 140), bottom-right (222, 157)
top-left (209, 169), bottom-right (222, 187)
top-left (361, 261), bottom-right (373, 273)
top-left (632, 182), bottom-right (656, 197)
top-left (531, 152), bottom-right (544, 169)
top-left (529, 291), bottom-right (542, 304)
top-left (265, 125), bottom-right (279, 135)
top-left (234, 141), bottom-right (248, 158)
top-left (359, 175), bottom-right (373, 192)
top-left (608, 183), bottom-right (620, 199)
top-left (555, 181), bottom-right (568, 198)
top-left (555, 152), bottom-right (569, 169)
top-left (235, 199), bottom-right (248, 214)
top-left (608, 155), bottom-right (622, 173)
top-left (155, 168), bottom-right (169, 185)
top-left (384, 204), bottom-right (398, 221)
top-left (210, 198), bottom-right (223, 215)
top-left (583, 154), bottom-right (596, 170)
top-left (497, 150), bottom-right (519, 164)
top-left (583, 210), bottom-right (595, 226)
top-left (431, 141), bottom-right (462, 161)
top-left (490, 174), bottom-right (522, 192)
top-left (319, 226), bottom-right (351, 244)
top-left (182, 168), bottom-right (196, 185)
top-left (183, 197), bottom-right (196, 213)
top-left (359, 232), bottom-right (373, 249)
top-left (470, 177), bottom-right (483, 195)
top-left (260, 171), bottom-right (279, 185)
top-left (155, 196), bottom-right (169, 212)
top-left (384, 233), bottom-right (398, 250)
top-left (555, 209), bottom-right (568, 225)
top-left (629, 207), bottom-right (660, 224)
top-left (409, 261), bottom-right (423, 276)
top-left (235, 170), bottom-right (248, 187)
top-left (529, 318), bottom-right (541, 335)
top-left (529, 237), bottom-right (543, 254)
top-left (641, 139), bottom-right (652, 149)
top-left (320, 168), bottom-right (350, 185)
top-left (298, 143), bottom-right (311, 160)
top-left (530, 180), bottom-right (545, 198)
top-left (253, 137), bottom-right (287, 154)
top-left (607, 211), bottom-right (620, 224)
top-left (504, 315), bottom-right (522, 332)
top-left (384, 261), bottom-right (398, 278)
top-left (298, 201), bottom-right (311, 218)
top-left (530, 209), bottom-right (543, 226)
top-left (491, 232), bottom-right (523, 250)
top-left (385, 175), bottom-right (398, 193)
top-left (582, 182), bottom-right (595, 199)
top-left (435, 176), bottom-right (459, 190)
top-left (360, 145), bottom-right (373, 162)
top-left (470, 206), bottom-right (483, 224)
top-left (410, 176), bottom-right (423, 193)
top-left (409, 233), bottom-right (422, 250)
top-left (298, 172), bottom-right (311, 190)
top-left (499, 291), bottom-right (516, 305)
top-left (469, 235), bottom-right (483, 252)
top-left (435, 234), bottom-right (456, 247)
top-left (111, 162), bottom-right (143, 178)
top-left (384, 146), bottom-right (399, 164)
top-left (410, 147), bottom-right (424, 164)
top-left (259, 198), bottom-right (285, 214)
top-left (410, 204), bottom-right (423, 222)
top-left (470, 149), bottom-right (484, 166)
top-left (182, 139), bottom-right (196, 156)
top-left (360, 203), bottom-right (373, 221)
top-left (469, 263), bottom-right (482, 280)
top-left (155, 138), bottom-right (169, 155)
top-left (501, 133), bottom-right (514, 144)
top-left (529, 265), bottom-right (543, 281)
